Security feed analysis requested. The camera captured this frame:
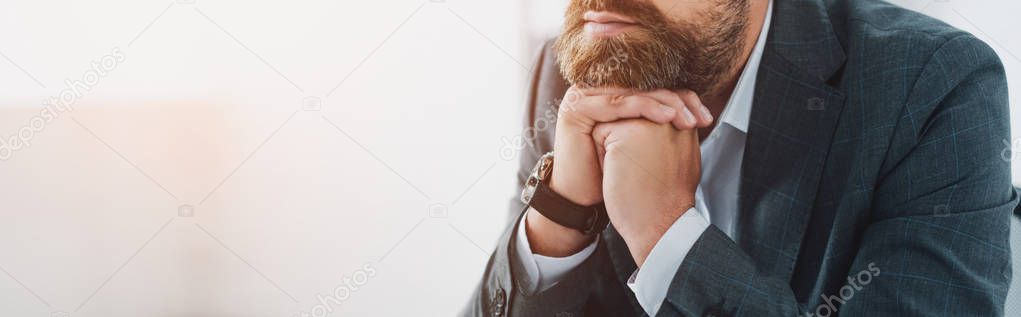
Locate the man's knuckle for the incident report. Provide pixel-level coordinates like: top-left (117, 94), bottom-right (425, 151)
top-left (668, 94), bottom-right (684, 106)
top-left (609, 94), bottom-right (628, 106)
top-left (680, 90), bottom-right (697, 99)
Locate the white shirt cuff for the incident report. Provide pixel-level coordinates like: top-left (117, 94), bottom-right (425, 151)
top-left (626, 208), bottom-right (710, 316)
top-left (513, 210), bottom-right (598, 293)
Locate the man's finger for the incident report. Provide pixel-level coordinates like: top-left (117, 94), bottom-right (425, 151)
top-left (591, 120), bottom-right (619, 154)
top-left (675, 89), bottom-right (713, 127)
top-left (574, 86), bottom-right (638, 97)
top-left (631, 89), bottom-right (703, 130)
top-left (572, 86), bottom-right (711, 129)
top-left (563, 94), bottom-right (677, 127)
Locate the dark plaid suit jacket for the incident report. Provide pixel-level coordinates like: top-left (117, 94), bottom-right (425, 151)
top-left (465, 0), bottom-right (1016, 315)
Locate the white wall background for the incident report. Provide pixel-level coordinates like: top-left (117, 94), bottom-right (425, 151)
top-left (0, 0), bottom-right (526, 316)
top-left (0, 0), bottom-right (1016, 316)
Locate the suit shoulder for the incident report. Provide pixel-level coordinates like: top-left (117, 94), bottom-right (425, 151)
top-left (828, 0), bottom-right (993, 60)
top-left (827, 0), bottom-right (1000, 77)
top-left (833, 0), bottom-right (962, 38)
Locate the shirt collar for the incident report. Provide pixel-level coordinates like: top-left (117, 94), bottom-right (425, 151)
top-left (716, 0), bottom-right (772, 133)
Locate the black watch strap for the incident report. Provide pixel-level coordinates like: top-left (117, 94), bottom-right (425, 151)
top-left (529, 180), bottom-right (609, 236)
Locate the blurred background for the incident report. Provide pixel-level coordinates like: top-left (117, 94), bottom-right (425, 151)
top-left (0, 0), bottom-right (1017, 316)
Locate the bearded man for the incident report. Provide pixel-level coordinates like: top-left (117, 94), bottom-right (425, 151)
top-left (465, 0), bottom-right (1015, 316)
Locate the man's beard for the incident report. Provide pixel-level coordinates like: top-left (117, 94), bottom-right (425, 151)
top-left (555, 0), bottom-right (750, 95)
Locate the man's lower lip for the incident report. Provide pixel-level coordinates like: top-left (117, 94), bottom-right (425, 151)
top-left (584, 21), bottom-right (639, 37)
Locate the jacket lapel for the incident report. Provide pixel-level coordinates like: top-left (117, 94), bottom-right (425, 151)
top-left (736, 0), bottom-right (846, 281)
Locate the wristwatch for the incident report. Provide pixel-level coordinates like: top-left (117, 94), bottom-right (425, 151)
top-left (520, 152), bottom-right (609, 236)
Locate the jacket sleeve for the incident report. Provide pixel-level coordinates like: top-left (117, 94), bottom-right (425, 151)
top-left (657, 35), bottom-right (1015, 316)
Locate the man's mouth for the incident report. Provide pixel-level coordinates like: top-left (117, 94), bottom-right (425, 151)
top-left (583, 11), bottom-right (640, 38)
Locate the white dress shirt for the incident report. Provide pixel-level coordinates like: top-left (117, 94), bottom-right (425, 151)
top-left (514, 2), bottom-right (772, 315)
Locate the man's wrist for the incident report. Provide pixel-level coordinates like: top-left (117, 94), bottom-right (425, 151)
top-left (525, 207), bottom-right (595, 257)
top-left (626, 208), bottom-right (710, 315)
top-left (626, 228), bottom-right (672, 267)
top-left (548, 130), bottom-right (603, 206)
top-left (523, 150), bottom-right (608, 237)
top-left (549, 170), bottom-right (601, 206)
top-left (621, 199), bottom-right (695, 267)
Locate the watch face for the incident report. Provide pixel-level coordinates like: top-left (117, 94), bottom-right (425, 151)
top-left (521, 153), bottom-right (553, 205)
top-left (520, 175), bottom-right (539, 204)
top-left (537, 153), bottom-right (555, 181)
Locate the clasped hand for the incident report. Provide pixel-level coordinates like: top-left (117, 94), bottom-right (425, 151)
top-left (526, 85), bottom-right (709, 267)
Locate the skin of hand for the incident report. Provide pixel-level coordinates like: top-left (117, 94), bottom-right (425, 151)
top-left (525, 87), bottom-right (712, 257)
top-left (591, 116), bottom-right (701, 267)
